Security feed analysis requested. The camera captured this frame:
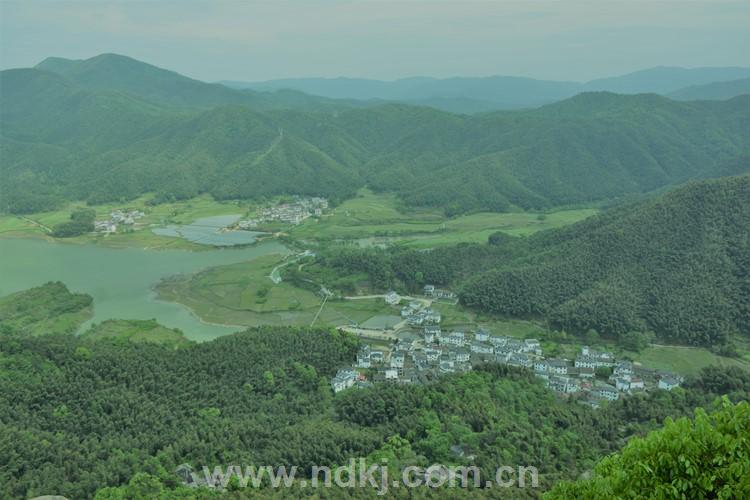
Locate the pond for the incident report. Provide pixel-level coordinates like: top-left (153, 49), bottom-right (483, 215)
top-left (0, 238), bottom-right (289, 341)
top-left (152, 214), bottom-right (268, 246)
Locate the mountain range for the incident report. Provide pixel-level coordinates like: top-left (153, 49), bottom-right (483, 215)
top-left (1, 54), bottom-right (749, 215)
top-left (225, 65), bottom-right (750, 113)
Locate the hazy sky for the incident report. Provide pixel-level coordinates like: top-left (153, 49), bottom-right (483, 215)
top-left (1, 1), bottom-right (749, 82)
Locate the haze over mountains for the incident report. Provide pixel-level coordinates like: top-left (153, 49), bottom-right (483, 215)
top-left (34, 54), bottom-right (363, 112)
top-left (226, 65), bottom-right (750, 113)
top-left (1, 53), bottom-right (749, 215)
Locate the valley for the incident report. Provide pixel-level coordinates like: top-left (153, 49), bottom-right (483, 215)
top-left (1, 34), bottom-right (749, 497)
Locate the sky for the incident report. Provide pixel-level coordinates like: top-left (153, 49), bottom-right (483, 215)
top-left (1, 1), bottom-right (749, 83)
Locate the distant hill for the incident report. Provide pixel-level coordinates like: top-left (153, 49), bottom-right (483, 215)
top-left (670, 77), bottom-right (750, 101)
top-left (225, 66), bottom-right (750, 113)
top-left (35, 53), bottom-right (360, 112)
top-left (583, 66), bottom-right (750, 94)
top-left (461, 174), bottom-right (750, 347)
top-left (228, 75), bottom-right (581, 112)
top-left (2, 55), bottom-right (749, 214)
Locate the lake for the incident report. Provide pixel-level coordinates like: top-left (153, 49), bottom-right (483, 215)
top-left (152, 214), bottom-right (268, 246)
top-left (0, 238), bottom-right (289, 341)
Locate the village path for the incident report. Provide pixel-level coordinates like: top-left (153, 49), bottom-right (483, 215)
top-left (18, 216), bottom-right (52, 233)
top-left (338, 325), bottom-right (399, 341)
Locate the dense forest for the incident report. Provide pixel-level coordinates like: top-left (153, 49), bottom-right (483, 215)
top-left (2, 54), bottom-right (749, 214)
top-left (2, 318), bottom-right (749, 498)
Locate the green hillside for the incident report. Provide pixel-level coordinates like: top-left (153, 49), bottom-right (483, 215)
top-left (670, 76), bottom-right (750, 101)
top-left (0, 282), bottom-right (93, 336)
top-left (2, 56), bottom-right (749, 215)
top-left (546, 400), bottom-right (750, 499)
top-left (460, 175), bottom-right (750, 347)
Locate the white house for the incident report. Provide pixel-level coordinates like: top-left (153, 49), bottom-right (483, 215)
top-left (424, 325), bottom-right (441, 344)
top-left (439, 361), bottom-right (455, 373)
top-left (658, 376), bottom-right (681, 391)
top-left (384, 368), bottom-right (399, 381)
top-left (425, 348), bottom-right (441, 362)
top-left (331, 369), bottom-right (358, 393)
top-left (629, 377), bottom-right (645, 390)
top-left (470, 341), bottom-right (493, 354)
top-left (614, 377), bottom-right (631, 392)
top-left (442, 332), bottom-right (466, 347)
top-left (390, 351), bottom-right (406, 369)
top-left (385, 291), bottom-right (400, 305)
top-left (593, 384), bottom-right (619, 401)
top-left (488, 336), bottom-right (509, 347)
top-left (356, 346), bottom-right (371, 368)
top-left (549, 376), bottom-right (579, 394)
top-left (547, 359), bottom-right (569, 375)
top-left (508, 353), bottom-right (532, 369)
top-left (475, 328), bottom-right (490, 342)
top-left (614, 361), bottom-right (634, 378)
top-left (533, 360), bottom-right (548, 373)
top-left (574, 355), bottom-right (598, 370)
top-left (424, 310), bottom-right (442, 324)
top-left (369, 351), bottom-right (384, 364)
top-left (454, 349), bottom-right (470, 363)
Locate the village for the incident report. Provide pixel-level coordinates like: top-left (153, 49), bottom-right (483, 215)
top-left (332, 285), bottom-right (683, 408)
top-left (237, 196), bottom-right (329, 228)
top-left (94, 209), bottom-right (146, 233)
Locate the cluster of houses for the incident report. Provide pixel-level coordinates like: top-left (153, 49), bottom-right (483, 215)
top-left (94, 209), bottom-right (145, 233)
top-left (331, 328), bottom-right (683, 407)
top-left (399, 300), bottom-right (442, 327)
top-left (238, 197), bottom-right (328, 228)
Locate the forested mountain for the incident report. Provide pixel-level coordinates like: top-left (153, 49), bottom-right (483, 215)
top-left (670, 77), bottom-right (750, 101)
top-left (2, 56), bottom-right (749, 214)
top-left (35, 53), bottom-right (357, 112)
top-left (461, 175), bottom-right (750, 347)
top-left (225, 66), bottom-right (750, 113)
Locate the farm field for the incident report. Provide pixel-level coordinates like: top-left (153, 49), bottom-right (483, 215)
top-left (288, 189), bottom-right (598, 247)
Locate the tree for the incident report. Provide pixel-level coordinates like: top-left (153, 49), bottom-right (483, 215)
top-left (546, 399), bottom-right (750, 499)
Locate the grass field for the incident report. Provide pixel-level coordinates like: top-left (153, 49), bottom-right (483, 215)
top-left (634, 345), bottom-right (750, 375)
top-left (155, 254), bottom-right (396, 328)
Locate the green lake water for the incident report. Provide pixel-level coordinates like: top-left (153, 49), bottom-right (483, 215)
top-left (0, 238), bottom-right (289, 341)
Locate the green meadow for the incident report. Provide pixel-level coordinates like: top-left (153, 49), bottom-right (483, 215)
top-left (155, 254), bottom-right (397, 328)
